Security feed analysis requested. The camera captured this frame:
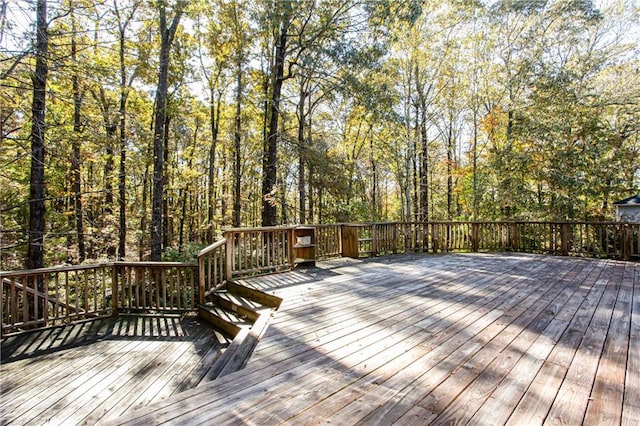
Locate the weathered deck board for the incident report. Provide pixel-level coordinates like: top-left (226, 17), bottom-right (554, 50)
top-left (93, 253), bottom-right (638, 426)
top-left (1, 253), bottom-right (638, 426)
top-left (0, 314), bottom-right (226, 425)
top-left (623, 265), bottom-right (640, 425)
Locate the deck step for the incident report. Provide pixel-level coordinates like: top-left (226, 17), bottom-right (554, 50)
top-left (227, 280), bottom-right (283, 309)
top-left (197, 304), bottom-right (252, 338)
top-left (196, 280), bottom-right (282, 383)
top-left (200, 308), bottom-right (273, 383)
top-left (208, 291), bottom-right (264, 322)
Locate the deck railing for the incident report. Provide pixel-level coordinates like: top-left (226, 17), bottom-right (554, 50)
top-left (112, 262), bottom-right (198, 313)
top-left (1, 263), bottom-right (113, 333)
top-left (222, 227), bottom-right (292, 277)
top-left (338, 221), bottom-right (640, 260)
top-left (198, 239), bottom-right (227, 298)
top-left (1, 261), bottom-right (198, 336)
top-left (3, 220), bottom-right (638, 335)
top-left (314, 224), bottom-right (342, 258)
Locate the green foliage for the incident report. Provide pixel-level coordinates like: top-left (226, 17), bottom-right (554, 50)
top-left (1, 0), bottom-right (638, 268)
top-left (162, 243), bottom-right (206, 263)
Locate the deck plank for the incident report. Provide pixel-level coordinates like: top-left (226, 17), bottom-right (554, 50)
top-left (504, 260), bottom-right (610, 425)
top-left (2, 253), bottom-right (638, 426)
top-left (584, 262), bottom-right (634, 425)
top-left (622, 264), bottom-right (640, 425)
top-left (283, 259), bottom-right (565, 425)
top-left (107, 254), bottom-right (638, 426)
top-left (470, 259), bottom-right (601, 425)
top-left (0, 315), bottom-right (223, 425)
top-left (545, 260), bottom-right (622, 425)
top-left (392, 258), bottom-right (578, 425)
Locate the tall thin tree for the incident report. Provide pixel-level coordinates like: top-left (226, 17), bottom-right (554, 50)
top-left (151, 0), bottom-right (184, 260)
top-left (27, 0), bottom-right (48, 271)
top-left (261, 2), bottom-right (292, 226)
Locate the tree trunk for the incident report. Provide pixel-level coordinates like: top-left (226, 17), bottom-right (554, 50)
top-left (71, 7), bottom-right (85, 262)
top-left (118, 27), bottom-right (127, 260)
top-left (419, 111), bottom-right (429, 222)
top-left (178, 187), bottom-right (186, 253)
top-left (370, 138), bottom-right (377, 220)
top-left (139, 162), bottom-right (149, 260)
top-left (26, 0), bottom-right (48, 323)
top-left (417, 81), bottom-right (429, 223)
top-left (261, 5), bottom-right (291, 226)
top-left (472, 107), bottom-right (478, 220)
top-left (27, 0), bottom-right (48, 272)
top-left (162, 114), bottom-right (171, 251)
top-left (151, 3), bottom-right (183, 260)
top-left (208, 85), bottom-right (220, 241)
top-left (447, 120), bottom-right (453, 220)
top-left (114, 0), bottom-right (140, 260)
top-left (233, 58), bottom-right (242, 227)
top-left (308, 164), bottom-right (314, 223)
top-left (297, 83), bottom-right (307, 224)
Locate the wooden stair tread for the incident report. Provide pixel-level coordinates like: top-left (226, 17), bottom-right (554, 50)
top-left (227, 281), bottom-right (283, 309)
top-left (195, 280), bottom-right (281, 383)
top-left (200, 309), bottom-right (274, 384)
top-left (215, 290), bottom-right (269, 310)
top-left (197, 304), bottom-right (252, 339)
top-left (208, 292), bottom-right (268, 322)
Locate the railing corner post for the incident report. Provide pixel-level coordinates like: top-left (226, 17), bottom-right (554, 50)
top-left (472, 222), bottom-right (479, 252)
top-left (561, 222), bottom-right (570, 256)
top-left (623, 223), bottom-right (631, 261)
top-left (225, 231), bottom-right (233, 281)
top-left (288, 227), bottom-right (295, 268)
top-left (392, 223), bottom-right (398, 254)
top-left (431, 223), bottom-right (438, 254)
top-left (372, 224), bottom-right (378, 257)
top-left (198, 255), bottom-right (205, 305)
top-left (111, 263), bottom-right (119, 317)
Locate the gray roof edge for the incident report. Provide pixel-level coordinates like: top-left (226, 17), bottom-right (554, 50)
top-left (613, 194), bottom-right (640, 205)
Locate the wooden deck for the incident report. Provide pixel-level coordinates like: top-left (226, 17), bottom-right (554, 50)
top-left (1, 314), bottom-right (228, 425)
top-left (2, 253), bottom-right (639, 425)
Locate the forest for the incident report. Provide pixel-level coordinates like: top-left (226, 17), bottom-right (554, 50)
top-left (1, 0), bottom-right (639, 269)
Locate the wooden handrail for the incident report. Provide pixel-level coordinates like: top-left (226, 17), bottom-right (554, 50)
top-left (0, 262), bottom-right (110, 277)
top-left (222, 225), bottom-right (295, 232)
top-left (112, 261), bottom-right (196, 267)
top-left (198, 239), bottom-right (227, 257)
top-left (197, 238), bottom-right (228, 303)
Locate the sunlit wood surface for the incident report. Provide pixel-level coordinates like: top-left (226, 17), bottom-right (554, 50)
top-left (109, 253), bottom-right (639, 425)
top-left (2, 253), bottom-right (639, 425)
top-left (0, 314), bottom-right (227, 425)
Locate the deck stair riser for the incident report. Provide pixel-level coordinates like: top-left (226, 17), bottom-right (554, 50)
top-left (196, 280), bottom-right (282, 382)
top-left (207, 292), bottom-right (261, 322)
top-left (226, 281), bottom-right (283, 309)
top-left (197, 304), bottom-right (249, 338)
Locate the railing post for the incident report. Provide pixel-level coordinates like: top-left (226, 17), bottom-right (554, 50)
top-left (198, 255), bottom-right (205, 305)
top-left (371, 224), bottom-right (378, 257)
top-left (288, 227), bottom-right (295, 267)
top-left (472, 222), bottom-right (479, 252)
top-left (431, 223), bottom-right (439, 253)
top-left (225, 231), bottom-right (234, 280)
top-left (623, 223), bottom-right (631, 261)
top-left (561, 222), bottom-right (570, 256)
top-left (111, 263), bottom-right (119, 317)
top-left (392, 223), bottom-right (398, 254)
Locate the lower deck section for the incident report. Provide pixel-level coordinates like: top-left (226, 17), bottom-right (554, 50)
top-left (1, 314), bottom-right (227, 425)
